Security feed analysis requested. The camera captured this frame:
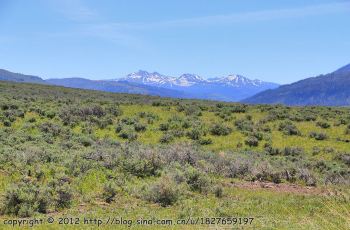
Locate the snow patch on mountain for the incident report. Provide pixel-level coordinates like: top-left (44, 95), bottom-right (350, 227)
top-left (175, 74), bottom-right (207, 86)
top-left (119, 70), bottom-right (176, 86)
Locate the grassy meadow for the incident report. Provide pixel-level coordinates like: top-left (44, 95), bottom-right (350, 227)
top-left (0, 81), bottom-right (349, 229)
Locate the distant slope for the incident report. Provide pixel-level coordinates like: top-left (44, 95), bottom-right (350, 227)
top-left (167, 82), bottom-right (278, 102)
top-left (0, 69), bottom-right (46, 84)
top-left (46, 78), bottom-right (190, 98)
top-left (243, 63), bottom-right (350, 106)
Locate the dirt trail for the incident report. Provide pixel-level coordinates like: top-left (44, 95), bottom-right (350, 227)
top-left (229, 181), bottom-right (332, 195)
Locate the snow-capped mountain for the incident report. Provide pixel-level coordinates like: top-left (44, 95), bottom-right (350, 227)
top-left (117, 70), bottom-right (275, 88)
top-left (209, 74), bottom-right (265, 87)
top-left (119, 70), bottom-right (176, 86)
top-left (114, 70), bottom-right (279, 101)
top-left (119, 71), bottom-right (208, 87)
top-left (175, 74), bottom-right (207, 86)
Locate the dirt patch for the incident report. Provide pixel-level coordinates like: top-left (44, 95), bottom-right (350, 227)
top-left (228, 181), bottom-right (330, 195)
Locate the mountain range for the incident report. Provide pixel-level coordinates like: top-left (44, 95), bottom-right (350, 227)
top-left (2, 63), bottom-right (350, 106)
top-left (243, 63), bottom-right (350, 106)
top-left (0, 69), bottom-right (278, 102)
top-left (116, 70), bottom-right (279, 101)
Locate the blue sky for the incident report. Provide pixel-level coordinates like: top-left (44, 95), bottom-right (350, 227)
top-left (0, 0), bottom-right (349, 83)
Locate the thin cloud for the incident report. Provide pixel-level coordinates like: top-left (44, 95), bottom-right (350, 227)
top-left (161, 1), bottom-right (350, 27)
top-left (42, 1), bottom-right (350, 49)
top-left (96, 1), bottom-right (350, 30)
top-left (46, 0), bottom-right (97, 21)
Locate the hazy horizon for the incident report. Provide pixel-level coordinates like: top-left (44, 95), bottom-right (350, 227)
top-left (1, 0), bottom-right (350, 84)
top-left (2, 65), bottom-right (348, 85)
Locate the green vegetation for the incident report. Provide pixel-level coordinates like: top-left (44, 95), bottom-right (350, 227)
top-left (0, 81), bottom-right (349, 229)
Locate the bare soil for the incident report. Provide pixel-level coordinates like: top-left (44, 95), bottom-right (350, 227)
top-left (229, 181), bottom-right (331, 195)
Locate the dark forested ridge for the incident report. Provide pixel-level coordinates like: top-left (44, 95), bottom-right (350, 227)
top-left (0, 69), bottom-right (46, 84)
top-left (243, 63), bottom-right (350, 106)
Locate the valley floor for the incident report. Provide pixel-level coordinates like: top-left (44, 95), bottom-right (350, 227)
top-left (0, 82), bottom-right (349, 229)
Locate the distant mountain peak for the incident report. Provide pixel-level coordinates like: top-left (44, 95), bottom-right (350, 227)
top-left (225, 74), bottom-right (248, 83)
top-left (176, 74), bottom-right (207, 86)
top-left (207, 74), bottom-right (270, 87)
top-left (121, 70), bottom-right (175, 86)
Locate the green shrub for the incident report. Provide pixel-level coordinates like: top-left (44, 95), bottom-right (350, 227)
top-left (107, 106), bottom-right (123, 116)
top-left (121, 147), bottom-right (163, 177)
top-left (79, 136), bottom-right (93, 147)
top-left (168, 129), bottom-right (184, 138)
top-left (253, 163), bottom-right (282, 184)
top-left (234, 119), bottom-right (254, 132)
top-left (121, 117), bottom-right (138, 125)
top-left (102, 182), bottom-right (118, 203)
top-left (28, 117), bottom-right (36, 123)
top-left (159, 123), bottom-right (169, 131)
top-left (186, 128), bottom-right (202, 140)
top-left (210, 124), bottom-right (232, 136)
top-left (245, 136), bottom-right (259, 147)
top-left (134, 123), bottom-right (147, 132)
top-left (345, 125), bottom-right (350, 135)
top-left (3, 120), bottom-right (11, 127)
top-left (283, 147), bottom-right (304, 156)
top-left (178, 105), bottom-right (202, 116)
top-left (284, 168), bottom-right (297, 183)
top-left (1, 182), bottom-right (50, 217)
top-left (55, 184), bottom-right (73, 209)
top-left (227, 158), bottom-right (252, 178)
top-left (144, 176), bottom-right (179, 207)
top-left (118, 129), bottom-right (138, 141)
top-left (298, 168), bottom-right (317, 186)
top-left (184, 166), bottom-right (210, 193)
top-left (152, 101), bottom-right (163, 106)
top-left (230, 105), bottom-right (247, 113)
top-left (182, 120), bottom-right (191, 129)
top-left (316, 121), bottom-right (330, 129)
top-left (115, 124), bottom-right (124, 133)
top-left (198, 138), bottom-right (213, 145)
top-left (337, 154), bottom-right (350, 166)
top-left (159, 133), bottom-right (174, 143)
top-left (278, 121), bottom-right (300, 136)
top-left (251, 131), bottom-right (264, 141)
top-left (39, 122), bottom-right (62, 137)
top-left (309, 132), bottom-right (328, 140)
top-left (213, 185), bottom-right (224, 198)
top-left (46, 111), bottom-right (56, 119)
top-left (96, 117), bottom-right (113, 129)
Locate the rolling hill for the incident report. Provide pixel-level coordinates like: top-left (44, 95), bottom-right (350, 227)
top-left (243, 63), bottom-right (350, 106)
top-left (0, 69), bottom-right (46, 84)
top-left (46, 78), bottom-right (190, 98)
